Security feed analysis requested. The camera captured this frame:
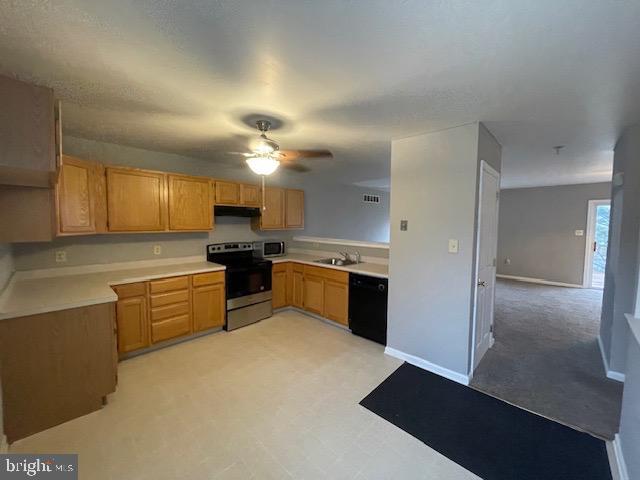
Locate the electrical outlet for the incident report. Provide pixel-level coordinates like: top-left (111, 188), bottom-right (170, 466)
top-left (153, 245), bottom-right (162, 255)
top-left (400, 220), bottom-right (408, 231)
top-left (55, 251), bottom-right (67, 263)
top-left (448, 239), bottom-right (459, 254)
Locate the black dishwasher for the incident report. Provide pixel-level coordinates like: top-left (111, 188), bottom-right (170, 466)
top-left (348, 273), bottom-right (388, 345)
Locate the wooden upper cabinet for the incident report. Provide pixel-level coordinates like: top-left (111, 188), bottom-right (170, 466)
top-left (56, 155), bottom-right (107, 235)
top-left (167, 174), bottom-right (212, 231)
top-left (0, 74), bottom-right (55, 186)
top-left (215, 181), bottom-right (240, 205)
top-left (260, 187), bottom-right (286, 229)
top-left (285, 189), bottom-right (304, 229)
top-left (240, 183), bottom-right (261, 207)
top-left (106, 167), bottom-right (167, 232)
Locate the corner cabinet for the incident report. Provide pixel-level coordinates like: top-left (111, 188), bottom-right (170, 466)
top-left (56, 155), bottom-right (107, 235)
top-left (106, 167), bottom-right (167, 232)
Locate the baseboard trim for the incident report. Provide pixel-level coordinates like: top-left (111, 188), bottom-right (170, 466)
top-left (384, 346), bottom-right (470, 386)
top-left (496, 274), bottom-right (582, 289)
top-left (597, 335), bottom-right (626, 382)
top-left (612, 434), bottom-right (629, 480)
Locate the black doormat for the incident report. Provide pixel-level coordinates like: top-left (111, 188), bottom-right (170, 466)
top-left (360, 363), bottom-right (612, 480)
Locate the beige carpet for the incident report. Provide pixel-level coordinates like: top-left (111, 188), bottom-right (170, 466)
top-left (471, 279), bottom-right (623, 440)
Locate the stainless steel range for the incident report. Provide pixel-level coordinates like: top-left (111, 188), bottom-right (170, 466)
top-left (207, 242), bottom-right (273, 331)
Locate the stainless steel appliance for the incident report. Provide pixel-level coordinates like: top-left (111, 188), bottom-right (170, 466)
top-left (207, 242), bottom-right (272, 331)
top-left (348, 273), bottom-right (388, 345)
top-left (252, 240), bottom-right (286, 258)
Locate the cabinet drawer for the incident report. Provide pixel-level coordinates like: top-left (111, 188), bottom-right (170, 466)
top-left (151, 314), bottom-right (191, 343)
top-left (149, 276), bottom-right (189, 294)
top-left (272, 262), bottom-right (289, 273)
top-left (192, 271), bottom-right (225, 287)
top-left (303, 265), bottom-right (348, 284)
top-left (112, 282), bottom-right (146, 299)
top-left (151, 302), bottom-right (189, 321)
top-left (150, 289), bottom-right (189, 308)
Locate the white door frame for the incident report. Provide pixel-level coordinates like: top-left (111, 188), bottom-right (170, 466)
top-left (469, 160), bottom-right (500, 376)
top-left (583, 199), bottom-right (610, 289)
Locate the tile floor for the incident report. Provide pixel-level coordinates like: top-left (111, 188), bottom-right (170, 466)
top-left (10, 310), bottom-right (478, 479)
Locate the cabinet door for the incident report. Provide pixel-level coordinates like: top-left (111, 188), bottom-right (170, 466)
top-left (303, 274), bottom-right (324, 315)
top-left (292, 268), bottom-right (304, 308)
top-left (285, 189), bottom-right (305, 229)
top-left (240, 183), bottom-right (261, 207)
top-left (324, 280), bottom-right (349, 326)
top-left (261, 187), bottom-right (285, 229)
top-left (192, 283), bottom-right (225, 332)
top-left (116, 296), bottom-right (149, 354)
top-left (168, 174), bottom-right (212, 231)
top-left (215, 181), bottom-right (240, 205)
top-left (106, 167), bottom-right (166, 231)
top-left (57, 156), bottom-right (96, 234)
top-left (272, 264), bottom-right (288, 309)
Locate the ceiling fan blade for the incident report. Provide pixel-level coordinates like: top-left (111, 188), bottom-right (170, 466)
top-left (281, 163), bottom-right (311, 173)
top-left (226, 151), bottom-right (255, 157)
top-left (277, 149), bottom-right (333, 161)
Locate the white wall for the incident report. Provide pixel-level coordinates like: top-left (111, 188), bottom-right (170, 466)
top-left (600, 123), bottom-right (640, 375)
top-left (387, 123), bottom-right (500, 378)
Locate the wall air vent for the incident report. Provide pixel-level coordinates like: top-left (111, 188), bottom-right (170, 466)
top-left (363, 194), bottom-right (381, 204)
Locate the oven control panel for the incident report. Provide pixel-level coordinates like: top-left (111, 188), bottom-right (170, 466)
top-left (207, 243), bottom-right (253, 254)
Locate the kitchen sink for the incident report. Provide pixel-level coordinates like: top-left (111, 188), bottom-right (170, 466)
top-left (314, 257), bottom-right (360, 266)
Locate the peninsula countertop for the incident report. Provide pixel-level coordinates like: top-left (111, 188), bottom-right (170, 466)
top-left (0, 261), bottom-right (226, 321)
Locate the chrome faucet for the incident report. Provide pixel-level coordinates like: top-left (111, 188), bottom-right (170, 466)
top-left (338, 251), bottom-right (350, 261)
top-left (354, 251), bottom-right (361, 263)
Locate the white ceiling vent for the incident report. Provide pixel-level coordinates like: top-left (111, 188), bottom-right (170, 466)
top-left (363, 194), bottom-right (381, 204)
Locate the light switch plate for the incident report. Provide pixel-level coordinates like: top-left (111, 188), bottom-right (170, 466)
top-left (448, 239), bottom-right (459, 254)
top-left (575, 230), bottom-right (584, 236)
top-left (400, 220), bottom-right (408, 231)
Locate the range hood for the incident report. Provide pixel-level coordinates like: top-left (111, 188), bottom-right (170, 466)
top-left (214, 205), bottom-right (261, 217)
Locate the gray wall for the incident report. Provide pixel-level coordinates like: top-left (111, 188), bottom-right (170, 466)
top-left (388, 123), bottom-right (499, 377)
top-left (496, 183), bottom-right (611, 285)
top-left (12, 137), bottom-right (390, 270)
top-left (601, 123), bottom-right (640, 374)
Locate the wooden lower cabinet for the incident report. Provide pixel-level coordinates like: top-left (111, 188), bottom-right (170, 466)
top-left (273, 262), bottom-right (349, 325)
top-left (0, 303), bottom-right (117, 442)
top-left (272, 263), bottom-right (288, 309)
top-left (113, 271), bottom-right (225, 356)
top-left (192, 282), bottom-right (225, 331)
top-left (116, 295), bottom-right (149, 353)
top-left (324, 280), bottom-right (349, 326)
top-left (292, 264), bottom-right (304, 308)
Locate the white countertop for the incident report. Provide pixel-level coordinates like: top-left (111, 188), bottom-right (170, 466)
top-left (272, 253), bottom-right (389, 279)
top-left (0, 261), bottom-right (225, 321)
top-left (0, 252), bottom-right (388, 321)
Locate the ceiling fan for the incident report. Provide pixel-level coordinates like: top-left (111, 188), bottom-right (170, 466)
top-left (231, 120), bottom-right (333, 175)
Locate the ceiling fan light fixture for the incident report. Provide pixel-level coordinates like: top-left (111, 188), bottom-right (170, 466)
top-left (246, 156), bottom-right (280, 175)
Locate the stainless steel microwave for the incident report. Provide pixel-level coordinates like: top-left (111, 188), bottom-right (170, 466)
top-left (253, 240), bottom-right (285, 258)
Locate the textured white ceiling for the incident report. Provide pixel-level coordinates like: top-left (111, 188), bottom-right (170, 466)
top-left (1, 0), bottom-right (639, 187)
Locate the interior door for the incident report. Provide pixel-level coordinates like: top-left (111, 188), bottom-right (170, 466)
top-left (473, 162), bottom-right (500, 371)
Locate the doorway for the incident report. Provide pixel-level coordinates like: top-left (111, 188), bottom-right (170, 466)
top-left (471, 161), bottom-right (500, 371)
top-left (584, 200), bottom-right (611, 289)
